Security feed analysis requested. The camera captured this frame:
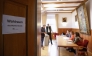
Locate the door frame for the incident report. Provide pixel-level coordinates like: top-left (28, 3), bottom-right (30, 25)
top-left (0, 0), bottom-right (4, 56)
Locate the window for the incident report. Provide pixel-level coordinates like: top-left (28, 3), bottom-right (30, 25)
top-left (46, 14), bottom-right (57, 33)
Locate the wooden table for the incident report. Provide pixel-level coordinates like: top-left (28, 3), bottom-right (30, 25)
top-left (56, 35), bottom-right (79, 56)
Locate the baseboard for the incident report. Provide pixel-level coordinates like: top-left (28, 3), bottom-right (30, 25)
top-left (88, 50), bottom-right (92, 56)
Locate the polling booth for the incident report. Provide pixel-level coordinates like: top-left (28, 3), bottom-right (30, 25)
top-left (43, 34), bottom-right (49, 46)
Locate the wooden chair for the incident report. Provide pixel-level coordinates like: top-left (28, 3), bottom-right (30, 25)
top-left (78, 40), bottom-right (89, 56)
top-left (53, 33), bottom-right (59, 39)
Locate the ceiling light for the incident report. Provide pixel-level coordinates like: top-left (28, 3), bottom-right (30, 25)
top-left (62, 3), bottom-right (66, 4)
top-left (46, 7), bottom-right (56, 10)
top-left (44, 4), bottom-right (57, 7)
top-left (57, 0), bottom-right (62, 1)
top-left (41, 7), bottom-right (43, 10)
top-left (57, 0), bottom-right (60, 1)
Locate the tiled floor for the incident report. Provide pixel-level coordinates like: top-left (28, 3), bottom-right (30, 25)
top-left (41, 40), bottom-right (74, 56)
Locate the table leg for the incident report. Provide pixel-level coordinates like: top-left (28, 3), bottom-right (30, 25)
top-left (59, 47), bottom-right (60, 56)
top-left (76, 47), bottom-right (78, 56)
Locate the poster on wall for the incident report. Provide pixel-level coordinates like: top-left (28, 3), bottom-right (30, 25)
top-left (77, 4), bottom-right (90, 35)
top-left (62, 17), bottom-right (67, 22)
top-left (2, 15), bottom-right (25, 34)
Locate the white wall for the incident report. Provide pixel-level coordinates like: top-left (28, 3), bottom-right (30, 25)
top-left (71, 10), bottom-right (79, 29)
top-left (72, 0), bottom-right (92, 29)
top-left (58, 13), bottom-right (72, 28)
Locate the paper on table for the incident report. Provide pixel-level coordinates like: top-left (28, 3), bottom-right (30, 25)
top-left (67, 41), bottom-right (73, 44)
top-left (63, 37), bottom-right (69, 40)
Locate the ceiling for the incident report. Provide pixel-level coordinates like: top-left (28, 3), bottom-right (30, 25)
top-left (41, 0), bottom-right (88, 13)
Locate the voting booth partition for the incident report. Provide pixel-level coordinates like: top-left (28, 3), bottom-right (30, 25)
top-left (43, 34), bottom-right (49, 46)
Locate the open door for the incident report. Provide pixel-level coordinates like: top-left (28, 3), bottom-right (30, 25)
top-left (3, 0), bottom-right (27, 56)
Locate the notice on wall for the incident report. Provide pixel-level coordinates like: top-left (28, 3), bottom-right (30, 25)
top-left (2, 15), bottom-right (25, 34)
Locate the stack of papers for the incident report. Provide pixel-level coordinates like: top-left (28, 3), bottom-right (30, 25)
top-left (63, 37), bottom-right (69, 40)
top-left (67, 41), bottom-right (72, 44)
top-left (67, 40), bottom-right (73, 44)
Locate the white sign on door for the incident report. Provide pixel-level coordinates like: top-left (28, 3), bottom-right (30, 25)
top-left (2, 15), bottom-right (25, 34)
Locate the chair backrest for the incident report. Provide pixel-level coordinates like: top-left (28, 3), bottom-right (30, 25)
top-left (76, 39), bottom-right (83, 46)
top-left (53, 33), bottom-right (59, 38)
top-left (83, 40), bottom-right (89, 47)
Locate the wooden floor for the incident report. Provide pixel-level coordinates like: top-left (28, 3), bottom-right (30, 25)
top-left (41, 40), bottom-right (74, 56)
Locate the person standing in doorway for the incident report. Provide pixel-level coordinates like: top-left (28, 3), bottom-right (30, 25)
top-left (41, 25), bottom-right (46, 50)
top-left (46, 24), bottom-right (53, 45)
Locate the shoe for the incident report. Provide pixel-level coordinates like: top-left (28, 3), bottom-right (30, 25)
top-left (42, 47), bottom-right (44, 50)
top-left (69, 50), bottom-right (73, 52)
top-left (66, 48), bottom-right (70, 51)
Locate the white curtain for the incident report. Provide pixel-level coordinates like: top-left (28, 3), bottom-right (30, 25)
top-left (41, 13), bottom-right (47, 27)
top-left (46, 14), bottom-right (57, 33)
top-left (55, 14), bottom-right (58, 33)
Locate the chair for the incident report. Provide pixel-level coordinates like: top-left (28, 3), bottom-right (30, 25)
top-left (78, 40), bottom-right (89, 56)
top-left (53, 33), bottom-right (59, 39)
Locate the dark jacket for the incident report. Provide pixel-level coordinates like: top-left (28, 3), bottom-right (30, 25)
top-left (46, 26), bottom-right (51, 33)
top-left (41, 27), bottom-right (45, 38)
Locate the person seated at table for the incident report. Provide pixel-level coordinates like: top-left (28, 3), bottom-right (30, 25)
top-left (70, 31), bottom-right (75, 40)
top-left (66, 30), bottom-right (71, 37)
top-left (73, 32), bottom-right (83, 46)
top-left (61, 32), bottom-right (65, 36)
top-left (69, 32), bottom-right (83, 55)
top-left (66, 31), bottom-right (75, 50)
